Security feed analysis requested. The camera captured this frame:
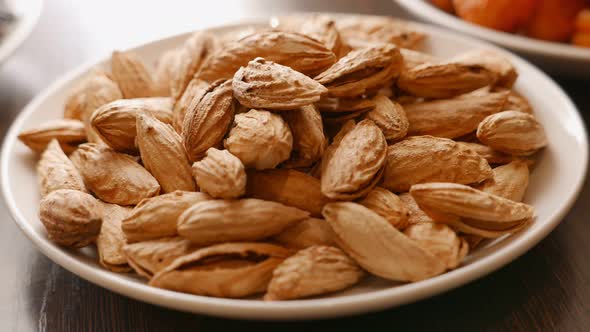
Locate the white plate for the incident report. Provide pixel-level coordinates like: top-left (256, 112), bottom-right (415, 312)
top-left (1, 17), bottom-right (588, 320)
top-left (0, 0), bottom-right (43, 65)
top-left (395, 0), bottom-right (590, 77)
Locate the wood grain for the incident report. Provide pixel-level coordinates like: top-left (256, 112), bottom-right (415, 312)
top-left (1, 1), bottom-right (589, 331)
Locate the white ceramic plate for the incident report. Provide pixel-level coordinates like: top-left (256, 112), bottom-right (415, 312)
top-left (395, 0), bottom-right (590, 77)
top-left (0, 0), bottom-right (43, 65)
top-left (1, 16), bottom-right (588, 320)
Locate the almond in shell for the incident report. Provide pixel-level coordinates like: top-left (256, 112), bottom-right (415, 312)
top-left (96, 202), bottom-right (133, 272)
top-left (450, 49), bottom-right (517, 88)
top-left (39, 189), bottom-right (102, 248)
top-left (335, 16), bottom-right (426, 49)
top-left (282, 104), bottom-right (327, 168)
top-left (70, 143), bottom-right (160, 205)
top-left (410, 182), bottom-right (534, 223)
top-left (475, 160), bottom-right (530, 202)
top-left (182, 79), bottom-right (235, 161)
top-left (246, 169), bottom-right (330, 217)
top-left (111, 50), bottom-right (157, 98)
top-left (273, 217), bottom-right (336, 249)
top-left (397, 62), bottom-right (496, 98)
top-left (153, 48), bottom-right (184, 96)
top-left (265, 246), bottom-right (364, 300)
top-left (382, 136), bottom-right (493, 192)
top-left (321, 119), bottom-right (387, 200)
top-left (314, 44), bottom-right (403, 98)
top-left (233, 58), bottom-right (327, 110)
top-left (79, 71), bottom-right (123, 143)
top-left (275, 14), bottom-right (348, 58)
top-left (323, 202), bottom-right (446, 282)
top-left (122, 191), bottom-right (210, 243)
top-left (172, 78), bottom-right (208, 133)
top-left (364, 95), bottom-right (408, 141)
top-left (37, 139), bottom-right (87, 197)
top-left (457, 142), bottom-right (514, 165)
top-left (224, 109), bottom-right (293, 170)
top-left (404, 88), bottom-right (509, 139)
top-left (192, 148), bottom-right (246, 199)
top-left (18, 119), bottom-right (86, 154)
top-left (359, 187), bottom-right (409, 229)
top-left (197, 31), bottom-right (336, 82)
top-left (91, 97), bottom-right (174, 153)
top-left (136, 113), bottom-right (196, 193)
top-left (170, 31), bottom-right (217, 100)
top-left (476, 110), bottom-right (548, 156)
top-left (177, 198), bottom-right (309, 246)
top-left (404, 223), bottom-right (469, 269)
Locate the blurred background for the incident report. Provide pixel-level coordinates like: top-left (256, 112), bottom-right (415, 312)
top-left (1, 1), bottom-right (589, 331)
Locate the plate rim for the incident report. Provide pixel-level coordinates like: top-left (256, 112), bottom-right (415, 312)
top-left (1, 17), bottom-right (588, 320)
top-left (0, 0), bottom-right (43, 65)
top-left (395, 0), bottom-right (590, 61)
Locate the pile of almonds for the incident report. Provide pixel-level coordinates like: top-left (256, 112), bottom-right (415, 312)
top-left (18, 15), bottom-right (547, 301)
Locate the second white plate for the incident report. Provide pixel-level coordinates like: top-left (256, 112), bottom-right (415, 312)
top-left (395, 0), bottom-right (590, 77)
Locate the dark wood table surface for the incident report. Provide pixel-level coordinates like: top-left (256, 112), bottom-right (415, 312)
top-left (1, 1), bottom-right (589, 331)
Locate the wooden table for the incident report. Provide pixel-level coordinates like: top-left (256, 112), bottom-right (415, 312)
top-left (1, 1), bottom-right (589, 331)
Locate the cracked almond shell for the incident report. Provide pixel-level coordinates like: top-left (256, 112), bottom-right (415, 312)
top-left (124, 237), bottom-right (196, 278)
top-left (150, 242), bottom-right (291, 298)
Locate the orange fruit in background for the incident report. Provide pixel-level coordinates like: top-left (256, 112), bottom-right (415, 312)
top-left (431, 0), bottom-right (455, 13)
top-left (452, 0), bottom-right (539, 32)
top-left (572, 33), bottom-right (590, 47)
top-left (525, 0), bottom-right (586, 42)
top-left (575, 9), bottom-right (590, 34)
